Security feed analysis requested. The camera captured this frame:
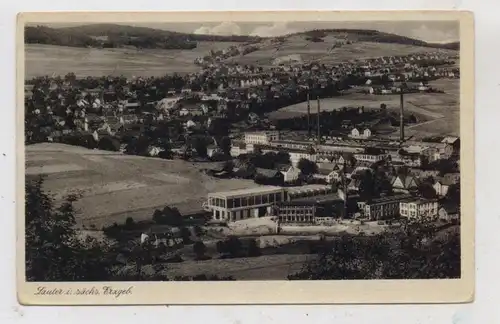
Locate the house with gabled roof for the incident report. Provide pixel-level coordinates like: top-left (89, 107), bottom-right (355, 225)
top-left (391, 174), bottom-right (419, 193)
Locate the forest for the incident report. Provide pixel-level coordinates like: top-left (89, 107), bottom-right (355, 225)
top-left (24, 24), bottom-right (259, 50)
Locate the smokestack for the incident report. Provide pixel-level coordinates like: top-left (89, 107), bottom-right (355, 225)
top-left (400, 91), bottom-right (405, 142)
top-left (317, 96), bottom-right (321, 145)
top-left (307, 92), bottom-right (311, 137)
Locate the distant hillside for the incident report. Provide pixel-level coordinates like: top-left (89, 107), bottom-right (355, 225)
top-left (293, 29), bottom-right (459, 50)
top-left (24, 24), bottom-right (459, 52)
top-left (25, 24), bottom-right (260, 50)
top-left (61, 23), bottom-right (260, 43)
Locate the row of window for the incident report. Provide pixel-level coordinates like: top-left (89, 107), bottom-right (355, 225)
top-left (209, 192), bottom-right (284, 209)
top-left (279, 216), bottom-right (314, 223)
top-left (278, 209), bottom-right (314, 216)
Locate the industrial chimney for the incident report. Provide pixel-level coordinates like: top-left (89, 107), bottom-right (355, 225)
top-left (400, 91), bottom-right (405, 143)
top-left (307, 92), bottom-right (311, 137)
top-left (317, 96), bottom-right (321, 145)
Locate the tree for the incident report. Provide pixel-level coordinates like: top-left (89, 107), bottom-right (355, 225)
top-left (446, 182), bottom-right (461, 205)
top-left (288, 228), bottom-right (460, 280)
top-left (25, 176), bottom-right (113, 281)
top-left (429, 159), bottom-right (458, 176)
top-left (297, 158), bottom-right (318, 176)
top-left (193, 241), bottom-right (207, 260)
top-left (247, 239), bottom-right (261, 257)
top-left (98, 136), bottom-right (121, 151)
top-left (216, 236), bottom-right (243, 258)
top-left (222, 160), bottom-right (235, 173)
top-left (225, 236), bottom-right (243, 258)
top-left (125, 136), bottom-right (151, 156)
top-left (152, 207), bottom-right (184, 226)
top-left (193, 137), bottom-right (208, 158)
top-left (219, 136), bottom-right (232, 156)
top-left (158, 149), bottom-right (173, 159)
top-left (216, 240), bottom-right (227, 254)
top-left (125, 217), bottom-right (135, 230)
top-left (358, 170), bottom-right (376, 199)
top-left (180, 227), bottom-right (192, 244)
top-left (418, 182), bottom-right (437, 199)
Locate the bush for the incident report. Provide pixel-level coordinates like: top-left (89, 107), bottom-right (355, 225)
top-left (98, 136), bottom-right (121, 151)
top-left (247, 239), bottom-right (261, 257)
top-left (193, 225), bottom-right (204, 237)
top-left (193, 241), bottom-right (207, 260)
top-left (125, 217), bottom-right (135, 229)
top-left (152, 207), bottom-right (184, 226)
top-left (216, 240), bottom-right (226, 254)
top-left (180, 227), bottom-right (192, 244)
top-left (158, 150), bottom-right (173, 159)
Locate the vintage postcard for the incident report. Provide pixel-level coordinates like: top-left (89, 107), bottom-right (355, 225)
top-left (17, 11), bottom-right (474, 305)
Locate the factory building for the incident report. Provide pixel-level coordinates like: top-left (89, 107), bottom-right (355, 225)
top-left (207, 186), bottom-right (286, 222)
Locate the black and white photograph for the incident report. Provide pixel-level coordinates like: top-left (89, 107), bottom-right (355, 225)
top-left (18, 11), bottom-right (474, 305)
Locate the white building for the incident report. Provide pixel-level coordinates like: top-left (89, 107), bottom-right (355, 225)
top-left (433, 178), bottom-right (455, 197)
top-left (354, 153), bottom-right (385, 163)
top-left (289, 150), bottom-right (317, 167)
top-left (244, 131), bottom-right (280, 145)
top-left (230, 142), bottom-right (247, 157)
top-left (280, 166), bottom-right (300, 183)
top-left (350, 128), bottom-right (372, 139)
top-left (399, 199), bottom-right (439, 221)
top-left (206, 186), bottom-right (286, 222)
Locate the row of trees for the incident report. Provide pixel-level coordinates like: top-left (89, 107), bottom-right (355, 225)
top-left (289, 227), bottom-right (460, 279)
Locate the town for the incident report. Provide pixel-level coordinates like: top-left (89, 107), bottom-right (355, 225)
top-left (25, 25), bottom-right (461, 281)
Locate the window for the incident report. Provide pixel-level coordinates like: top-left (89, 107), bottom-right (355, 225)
top-left (227, 199), bottom-right (234, 209)
top-left (255, 195), bottom-right (262, 204)
top-left (262, 194), bottom-right (269, 204)
top-left (241, 197), bottom-right (248, 207)
top-left (275, 193), bottom-right (281, 202)
top-left (248, 196), bottom-right (255, 206)
top-left (234, 198), bottom-right (241, 208)
top-left (269, 194), bottom-right (275, 203)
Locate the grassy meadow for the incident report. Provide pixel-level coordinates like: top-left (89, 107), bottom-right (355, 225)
top-left (226, 34), bottom-right (458, 66)
top-left (25, 42), bottom-right (238, 78)
top-left (270, 78), bottom-right (459, 138)
top-left (26, 143), bottom-right (262, 228)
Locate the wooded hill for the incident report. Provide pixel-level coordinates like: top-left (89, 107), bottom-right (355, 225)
top-left (25, 24), bottom-right (459, 51)
top-left (25, 24), bottom-right (260, 50)
top-left (296, 29), bottom-right (460, 50)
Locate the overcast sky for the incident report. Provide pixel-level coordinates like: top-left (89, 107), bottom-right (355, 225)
top-left (41, 21), bottom-right (459, 43)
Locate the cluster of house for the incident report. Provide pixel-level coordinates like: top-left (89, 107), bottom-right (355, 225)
top-left (25, 41), bottom-right (459, 147)
top-left (209, 130), bottom-right (460, 224)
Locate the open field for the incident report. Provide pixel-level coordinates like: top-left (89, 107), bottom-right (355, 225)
top-left (163, 253), bottom-right (312, 280)
top-left (227, 35), bottom-right (458, 66)
top-left (26, 143), bottom-right (262, 228)
top-left (270, 78), bottom-right (459, 138)
top-left (25, 42), bottom-right (238, 78)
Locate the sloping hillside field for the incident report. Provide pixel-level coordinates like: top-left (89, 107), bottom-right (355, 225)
top-left (270, 78), bottom-right (459, 138)
top-left (26, 143), bottom-right (262, 228)
top-left (226, 34), bottom-right (457, 66)
top-left (25, 42), bottom-right (238, 78)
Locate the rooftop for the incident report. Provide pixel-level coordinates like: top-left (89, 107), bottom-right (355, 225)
top-left (286, 184), bottom-right (331, 194)
top-left (365, 194), bottom-right (414, 205)
top-left (404, 198), bottom-right (439, 204)
top-left (208, 185), bottom-right (284, 199)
